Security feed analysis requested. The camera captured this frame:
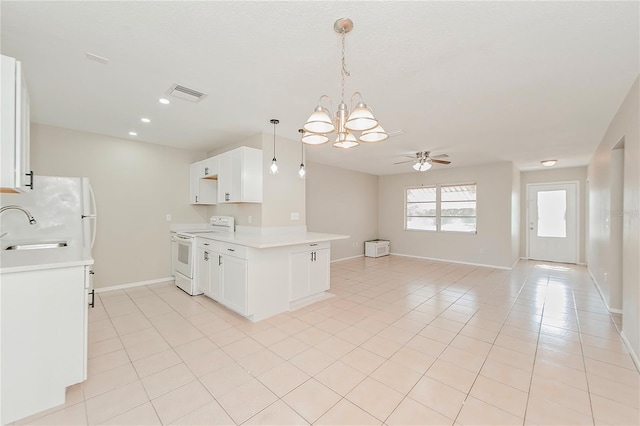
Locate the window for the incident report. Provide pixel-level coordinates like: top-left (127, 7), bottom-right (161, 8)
top-left (405, 183), bottom-right (477, 233)
top-left (406, 186), bottom-right (437, 231)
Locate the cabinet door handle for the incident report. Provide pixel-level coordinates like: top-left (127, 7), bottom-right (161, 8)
top-left (225, 192), bottom-right (230, 202)
top-left (227, 248), bottom-right (235, 252)
top-left (310, 243), bottom-right (318, 247)
top-left (219, 255), bottom-right (222, 265)
top-left (314, 251), bottom-right (317, 261)
top-left (204, 243), bottom-right (210, 246)
top-left (204, 251), bottom-right (209, 261)
top-left (204, 166), bottom-right (209, 175)
top-left (25, 171), bottom-right (34, 189)
top-left (195, 195), bottom-right (199, 203)
top-left (89, 289), bottom-right (95, 308)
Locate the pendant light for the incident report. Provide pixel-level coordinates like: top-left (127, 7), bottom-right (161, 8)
top-left (302, 18), bottom-right (388, 148)
top-left (270, 119), bottom-right (279, 174)
top-left (298, 129), bottom-right (306, 178)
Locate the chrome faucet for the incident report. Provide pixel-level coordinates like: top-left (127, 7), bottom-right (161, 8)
top-left (0, 205), bottom-right (37, 225)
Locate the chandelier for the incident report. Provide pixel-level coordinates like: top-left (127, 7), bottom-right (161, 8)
top-left (302, 18), bottom-right (388, 149)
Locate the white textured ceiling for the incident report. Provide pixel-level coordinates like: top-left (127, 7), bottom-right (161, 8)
top-left (1, 1), bottom-right (638, 175)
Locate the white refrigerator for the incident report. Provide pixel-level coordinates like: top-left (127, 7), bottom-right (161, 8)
top-left (0, 175), bottom-right (97, 250)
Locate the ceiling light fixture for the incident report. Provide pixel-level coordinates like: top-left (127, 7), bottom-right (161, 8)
top-left (413, 160), bottom-right (432, 172)
top-left (158, 98), bottom-right (170, 105)
top-left (298, 129), bottom-right (306, 178)
top-left (302, 18), bottom-right (388, 149)
top-left (128, 131), bottom-right (138, 136)
top-left (270, 119), bottom-right (279, 175)
top-left (541, 159), bottom-right (557, 167)
top-left (141, 118), bottom-right (151, 123)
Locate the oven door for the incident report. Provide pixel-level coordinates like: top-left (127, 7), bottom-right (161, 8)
top-left (174, 235), bottom-right (193, 279)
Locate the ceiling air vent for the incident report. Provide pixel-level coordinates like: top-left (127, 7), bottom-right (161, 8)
top-left (167, 84), bottom-right (207, 102)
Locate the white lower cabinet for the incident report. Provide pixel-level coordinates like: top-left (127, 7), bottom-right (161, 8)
top-left (196, 241), bottom-right (220, 299)
top-left (194, 237), bottom-right (332, 321)
top-left (290, 243), bottom-right (330, 302)
top-left (220, 253), bottom-right (248, 316)
top-left (1, 264), bottom-right (89, 425)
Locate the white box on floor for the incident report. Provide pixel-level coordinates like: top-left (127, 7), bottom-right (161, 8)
top-left (365, 240), bottom-right (390, 258)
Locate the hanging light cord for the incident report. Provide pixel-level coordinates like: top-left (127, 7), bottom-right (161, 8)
top-left (340, 28), bottom-right (350, 103)
top-left (272, 120), bottom-right (277, 159)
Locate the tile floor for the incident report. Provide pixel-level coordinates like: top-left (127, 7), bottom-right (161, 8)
top-left (14, 257), bottom-right (640, 425)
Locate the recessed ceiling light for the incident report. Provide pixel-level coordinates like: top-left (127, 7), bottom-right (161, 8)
top-left (129, 131), bottom-right (138, 136)
top-left (541, 159), bottom-right (557, 167)
top-left (141, 118), bottom-right (151, 123)
top-left (159, 98), bottom-right (170, 105)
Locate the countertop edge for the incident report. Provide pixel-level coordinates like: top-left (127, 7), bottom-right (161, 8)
top-left (196, 232), bottom-right (349, 248)
top-left (0, 256), bottom-right (94, 274)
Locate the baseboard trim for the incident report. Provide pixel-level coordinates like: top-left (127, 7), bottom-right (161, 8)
top-left (620, 331), bottom-right (640, 373)
top-left (331, 254), bottom-right (364, 263)
top-left (95, 277), bottom-right (175, 293)
top-left (390, 252), bottom-right (513, 270)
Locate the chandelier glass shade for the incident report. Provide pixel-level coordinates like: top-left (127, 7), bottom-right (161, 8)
top-left (302, 18), bottom-right (388, 149)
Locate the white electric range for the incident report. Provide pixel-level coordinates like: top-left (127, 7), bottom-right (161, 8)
top-left (170, 216), bottom-right (235, 295)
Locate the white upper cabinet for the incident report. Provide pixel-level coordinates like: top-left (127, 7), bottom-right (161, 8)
top-left (189, 146), bottom-right (261, 205)
top-left (198, 156), bottom-right (218, 178)
top-left (1, 54), bottom-right (32, 193)
top-left (217, 146), bottom-right (262, 204)
top-left (189, 158), bottom-right (217, 205)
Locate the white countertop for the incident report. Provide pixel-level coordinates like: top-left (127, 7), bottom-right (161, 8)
top-left (0, 244), bottom-right (93, 274)
top-left (187, 230), bottom-right (349, 249)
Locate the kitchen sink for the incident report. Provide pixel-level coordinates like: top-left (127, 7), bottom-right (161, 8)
top-left (4, 241), bottom-right (68, 250)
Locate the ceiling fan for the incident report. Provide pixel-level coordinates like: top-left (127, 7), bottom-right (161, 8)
top-left (394, 151), bottom-right (451, 171)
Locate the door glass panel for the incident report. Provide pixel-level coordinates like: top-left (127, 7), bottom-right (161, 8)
top-left (537, 190), bottom-right (567, 237)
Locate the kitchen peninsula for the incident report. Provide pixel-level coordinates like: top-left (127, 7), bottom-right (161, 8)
top-left (183, 227), bottom-right (348, 322)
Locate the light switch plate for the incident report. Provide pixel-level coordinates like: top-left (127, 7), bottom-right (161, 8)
top-left (290, 212), bottom-right (300, 220)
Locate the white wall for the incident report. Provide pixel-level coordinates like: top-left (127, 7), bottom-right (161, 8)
top-left (520, 166), bottom-right (588, 263)
top-left (260, 133), bottom-right (306, 228)
top-left (378, 162), bottom-right (519, 269)
top-left (305, 162), bottom-right (379, 260)
top-left (511, 164), bottom-right (521, 263)
top-left (27, 124), bottom-right (209, 288)
top-left (587, 76), bottom-right (639, 361)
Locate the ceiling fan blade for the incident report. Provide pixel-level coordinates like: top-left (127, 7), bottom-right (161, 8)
top-left (393, 160), bottom-right (416, 165)
top-left (431, 154), bottom-right (449, 159)
top-left (431, 159), bottom-right (451, 165)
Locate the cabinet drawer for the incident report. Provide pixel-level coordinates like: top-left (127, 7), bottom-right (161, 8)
top-left (218, 242), bottom-right (248, 259)
top-left (197, 238), bottom-right (218, 251)
top-left (290, 241), bottom-right (330, 254)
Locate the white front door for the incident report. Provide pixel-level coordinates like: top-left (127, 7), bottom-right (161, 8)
top-left (528, 182), bottom-right (578, 263)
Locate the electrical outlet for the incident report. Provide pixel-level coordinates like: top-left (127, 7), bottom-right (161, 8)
top-left (248, 215), bottom-right (252, 224)
top-left (166, 214), bottom-right (172, 222)
top-left (291, 212), bottom-right (300, 221)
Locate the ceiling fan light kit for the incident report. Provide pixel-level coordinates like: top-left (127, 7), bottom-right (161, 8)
top-left (395, 151), bottom-right (451, 172)
top-left (413, 162), bottom-right (432, 172)
top-left (302, 18), bottom-right (388, 149)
